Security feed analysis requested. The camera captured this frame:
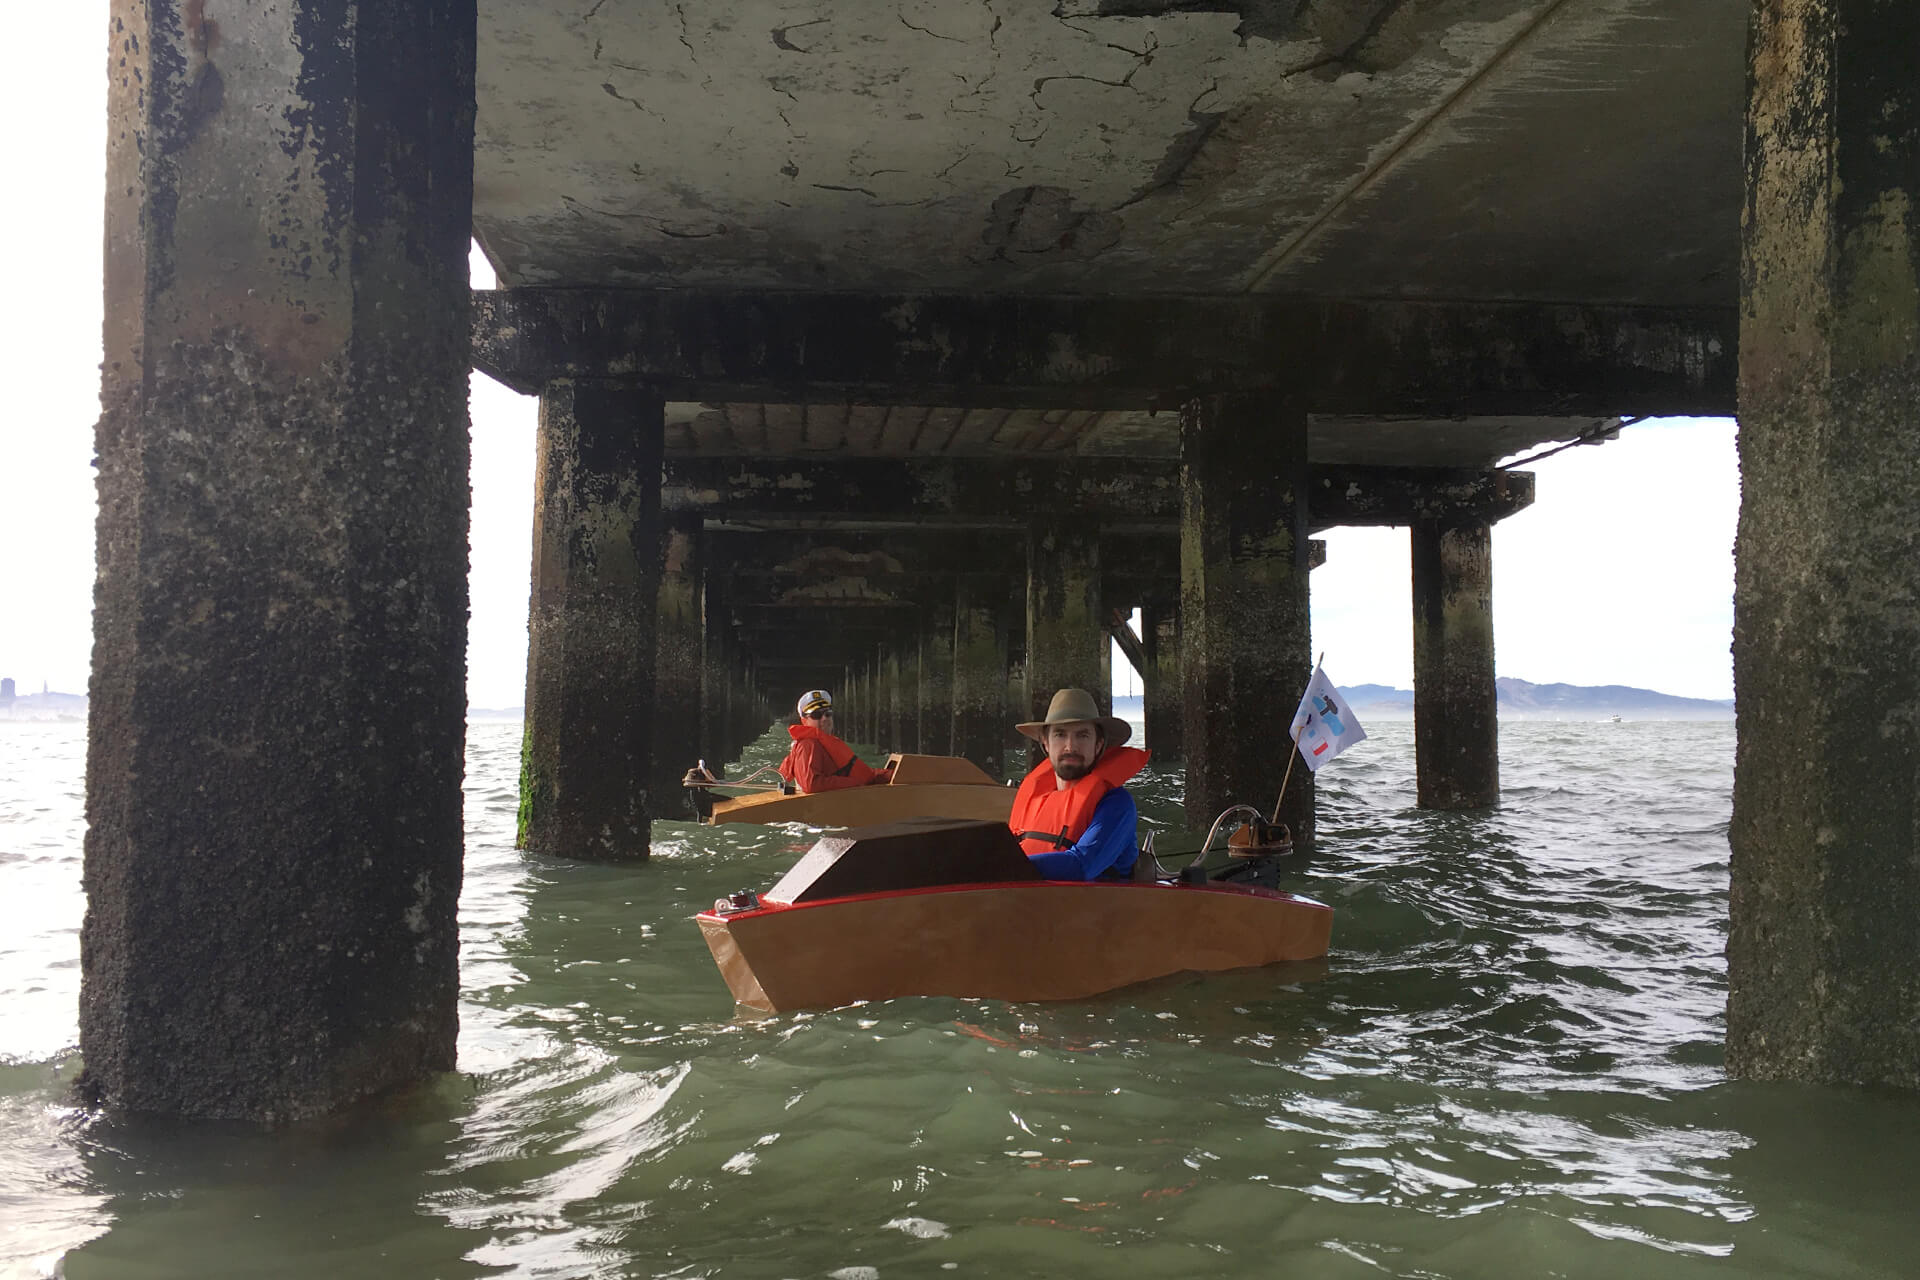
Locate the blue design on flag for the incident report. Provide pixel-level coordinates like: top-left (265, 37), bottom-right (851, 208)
top-left (1291, 665), bottom-right (1367, 773)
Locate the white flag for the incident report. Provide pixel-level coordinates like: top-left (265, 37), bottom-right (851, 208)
top-left (1290, 665), bottom-right (1367, 772)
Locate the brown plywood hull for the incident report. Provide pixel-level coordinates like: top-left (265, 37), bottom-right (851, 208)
top-left (697, 881), bottom-right (1333, 1012)
top-left (707, 782), bottom-right (1013, 828)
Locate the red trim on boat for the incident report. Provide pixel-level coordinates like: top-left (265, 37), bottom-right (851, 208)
top-left (696, 878), bottom-right (1332, 924)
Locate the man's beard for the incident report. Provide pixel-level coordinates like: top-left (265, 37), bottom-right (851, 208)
top-left (1053, 758), bottom-right (1090, 781)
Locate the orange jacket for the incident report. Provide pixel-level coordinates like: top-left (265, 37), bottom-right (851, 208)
top-left (1009, 746), bottom-right (1149, 855)
top-left (778, 723), bottom-right (882, 793)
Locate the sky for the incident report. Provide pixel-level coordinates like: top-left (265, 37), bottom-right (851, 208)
top-left (2, 5), bottom-right (1739, 709)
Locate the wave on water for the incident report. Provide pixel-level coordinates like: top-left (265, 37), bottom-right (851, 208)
top-left (8, 719), bottom-right (1920, 1277)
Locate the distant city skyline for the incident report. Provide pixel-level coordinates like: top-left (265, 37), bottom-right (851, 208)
top-left (1, 4), bottom-right (1739, 709)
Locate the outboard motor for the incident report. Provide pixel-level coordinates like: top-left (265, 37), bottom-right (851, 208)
top-left (1186, 805), bottom-right (1297, 888)
top-left (1217, 817), bottom-right (1291, 889)
top-left (681, 760), bottom-right (718, 820)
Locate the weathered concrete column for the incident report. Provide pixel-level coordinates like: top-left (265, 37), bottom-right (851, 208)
top-left (845, 654), bottom-right (866, 744)
top-left (1142, 600), bottom-right (1184, 759)
top-left (82, 0), bottom-right (476, 1122)
top-left (652, 517), bottom-right (704, 812)
top-left (909, 629), bottom-right (926, 752)
top-left (745, 661), bottom-right (770, 745)
top-left (1180, 394), bottom-right (1313, 842)
top-left (520, 384), bottom-right (664, 860)
top-left (725, 659), bottom-right (750, 762)
top-left (846, 656), bottom-right (866, 746)
top-left (1729, 0), bottom-right (1920, 1089)
top-left (1026, 514), bottom-right (1106, 766)
top-left (702, 552), bottom-right (735, 768)
top-left (1411, 519), bottom-right (1499, 809)
top-left (883, 640), bottom-right (906, 752)
top-left (953, 575), bottom-right (1010, 779)
top-left (920, 603), bottom-right (956, 757)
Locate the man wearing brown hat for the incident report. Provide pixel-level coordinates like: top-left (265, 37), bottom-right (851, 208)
top-left (1009, 688), bottom-right (1150, 879)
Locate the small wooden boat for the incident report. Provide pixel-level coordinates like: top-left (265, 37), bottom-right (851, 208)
top-left (687, 753), bottom-right (1013, 827)
top-left (696, 817), bottom-right (1333, 1011)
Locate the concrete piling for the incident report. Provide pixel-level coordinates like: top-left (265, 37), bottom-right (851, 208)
top-left (82, 0), bottom-right (477, 1122)
top-left (1025, 514), bottom-right (1106, 766)
top-left (701, 547), bottom-right (735, 768)
top-left (1178, 394), bottom-right (1314, 844)
top-left (653, 518), bottom-right (706, 817)
top-left (1728, 0), bottom-right (1920, 1089)
top-left (920, 611), bottom-right (955, 756)
top-left (520, 383), bottom-right (664, 861)
top-left (1142, 600), bottom-right (1184, 760)
top-left (953, 576), bottom-right (1010, 780)
top-left (891, 638), bottom-right (911, 753)
top-left (1411, 518), bottom-right (1500, 809)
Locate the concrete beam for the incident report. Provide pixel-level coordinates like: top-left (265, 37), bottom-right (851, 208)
top-left (82, 0), bottom-right (476, 1123)
top-left (666, 458), bottom-right (1534, 532)
top-left (1728, 0), bottom-right (1920, 1090)
top-left (474, 289), bottom-right (1736, 416)
top-left (707, 527), bottom-right (1025, 576)
top-left (1310, 467), bottom-right (1535, 529)
top-left (735, 602), bottom-right (919, 630)
top-left (667, 457), bottom-right (1178, 528)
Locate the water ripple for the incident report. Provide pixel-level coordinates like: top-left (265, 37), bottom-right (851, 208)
top-left (8, 720), bottom-right (1920, 1277)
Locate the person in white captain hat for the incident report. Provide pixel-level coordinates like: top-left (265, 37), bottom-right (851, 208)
top-left (776, 689), bottom-right (893, 794)
top-left (1007, 688), bottom-right (1149, 879)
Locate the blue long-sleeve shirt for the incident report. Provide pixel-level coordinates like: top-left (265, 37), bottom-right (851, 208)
top-left (1025, 787), bottom-right (1138, 880)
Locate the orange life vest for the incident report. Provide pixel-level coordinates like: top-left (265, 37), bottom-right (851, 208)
top-left (1009, 746), bottom-right (1149, 855)
top-left (777, 723), bottom-right (873, 788)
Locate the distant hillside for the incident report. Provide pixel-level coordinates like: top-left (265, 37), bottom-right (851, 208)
top-left (1494, 678), bottom-right (1733, 719)
top-left (1341, 679), bottom-right (1731, 720)
top-left (1343, 684), bottom-right (1414, 712)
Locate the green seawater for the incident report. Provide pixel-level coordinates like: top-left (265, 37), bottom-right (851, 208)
top-left (4, 719), bottom-right (1919, 1279)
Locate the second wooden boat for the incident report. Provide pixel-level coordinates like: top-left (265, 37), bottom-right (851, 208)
top-left (689, 753), bottom-right (1014, 827)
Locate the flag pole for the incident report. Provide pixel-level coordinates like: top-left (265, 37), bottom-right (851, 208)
top-left (1271, 652), bottom-right (1324, 824)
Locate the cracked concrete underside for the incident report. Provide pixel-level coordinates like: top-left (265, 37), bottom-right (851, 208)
top-left (474, 0), bottom-right (1743, 303)
top-left (472, 0), bottom-right (1745, 465)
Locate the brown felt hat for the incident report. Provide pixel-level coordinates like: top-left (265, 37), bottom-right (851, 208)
top-left (1014, 687), bottom-right (1131, 746)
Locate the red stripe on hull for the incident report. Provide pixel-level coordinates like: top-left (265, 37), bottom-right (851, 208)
top-left (698, 880), bottom-right (1332, 1012)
